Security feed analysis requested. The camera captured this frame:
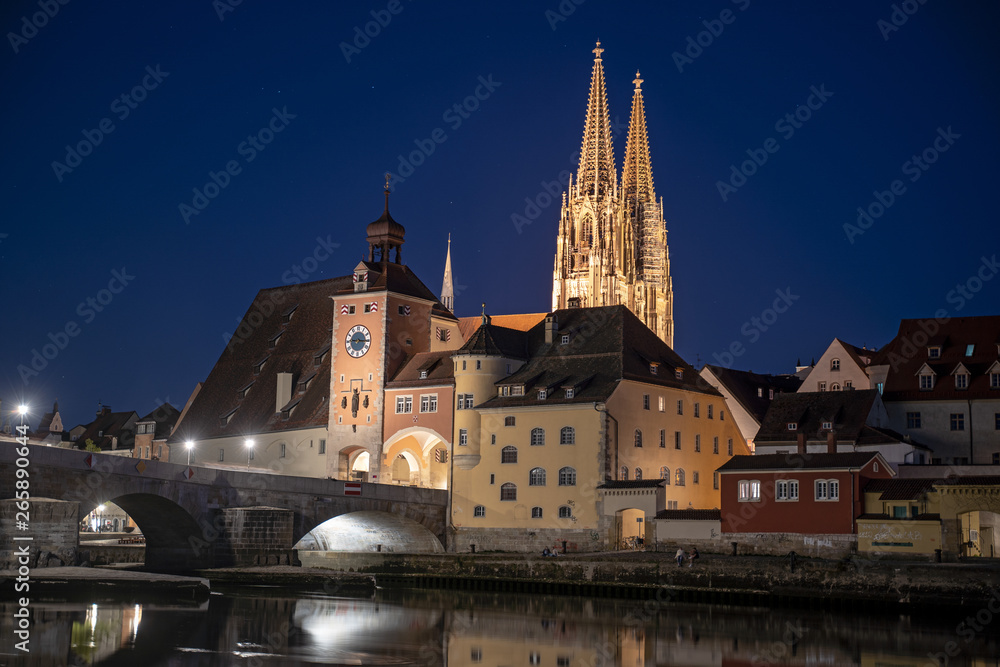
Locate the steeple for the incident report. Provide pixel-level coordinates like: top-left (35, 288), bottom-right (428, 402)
top-left (366, 174), bottom-right (406, 264)
top-left (622, 71), bottom-right (655, 206)
top-left (576, 40), bottom-right (616, 201)
top-left (441, 234), bottom-right (454, 313)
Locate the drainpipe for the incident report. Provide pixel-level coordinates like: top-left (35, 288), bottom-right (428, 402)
top-left (968, 399), bottom-right (974, 464)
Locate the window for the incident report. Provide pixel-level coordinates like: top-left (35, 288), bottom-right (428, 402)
top-left (951, 413), bottom-right (965, 431)
top-left (928, 346), bottom-right (941, 359)
top-left (491, 434), bottom-right (496, 445)
top-left (500, 483), bottom-right (517, 501)
top-left (504, 416), bottom-right (516, 427)
top-left (558, 506), bottom-right (573, 518)
top-left (728, 438), bottom-right (733, 456)
top-left (675, 368), bottom-right (683, 380)
top-left (529, 467), bottom-right (546, 486)
top-left (456, 393), bottom-right (473, 410)
top-left (667, 500), bottom-right (678, 510)
top-left (843, 381), bottom-right (853, 390)
top-left (530, 428), bottom-right (545, 446)
top-left (956, 373), bottom-right (969, 390)
top-left (818, 381), bottom-right (827, 392)
top-left (561, 334), bottom-right (570, 344)
top-left (996, 414), bottom-right (1000, 430)
top-left (558, 467), bottom-right (576, 486)
top-left (565, 388), bottom-right (575, 399)
top-left (219, 448), bottom-right (225, 462)
top-left (501, 446), bottom-right (517, 463)
top-left (708, 405), bottom-right (714, 419)
top-left (620, 466), bottom-right (629, 480)
top-left (531, 507), bottom-right (543, 519)
top-left (635, 467), bottom-right (643, 480)
top-left (757, 388), bottom-right (763, 398)
top-left (991, 372), bottom-right (1000, 389)
top-left (220, 408), bottom-right (237, 427)
top-left (695, 434), bottom-right (701, 452)
top-left (821, 421), bottom-right (832, 430)
top-left (994, 453), bottom-right (1000, 464)
top-left (490, 474), bottom-right (495, 484)
top-left (395, 396), bottom-right (412, 414)
top-left (658, 396), bottom-right (665, 411)
top-left (462, 360), bottom-right (467, 371)
top-left (634, 429), bottom-right (643, 447)
top-left (281, 304), bottom-right (297, 323)
top-left (692, 471), bottom-right (699, 484)
top-left (476, 360), bottom-right (481, 370)
top-left (464, 395), bottom-right (474, 409)
top-left (674, 469), bottom-right (685, 486)
top-left (268, 332), bottom-right (282, 349)
top-left (815, 479), bottom-right (839, 501)
top-left (280, 443), bottom-right (286, 458)
top-left (558, 657), bottom-right (571, 667)
top-left (831, 358), bottom-right (840, 371)
top-left (831, 383), bottom-right (841, 391)
top-left (253, 357), bottom-right (268, 375)
top-left (966, 344), bottom-right (975, 356)
top-left (459, 429), bottom-right (468, 446)
top-left (364, 303), bottom-right (372, 313)
top-left (474, 505), bottom-right (485, 517)
top-left (919, 374), bottom-right (934, 390)
top-left (907, 412), bottom-right (921, 429)
top-left (511, 386), bottom-right (523, 396)
top-left (787, 423), bottom-right (798, 431)
top-left (319, 439), bottom-right (326, 454)
top-left (738, 479), bottom-right (761, 501)
top-left (694, 403), bottom-right (700, 418)
top-left (893, 506), bottom-right (908, 518)
top-left (713, 436), bottom-right (719, 454)
top-left (676, 400), bottom-right (683, 415)
top-left (776, 479), bottom-right (799, 501)
top-left (660, 429), bottom-right (666, 448)
top-left (420, 394), bottom-right (438, 413)
top-left (769, 388), bottom-right (774, 399)
top-left (560, 426), bottom-right (575, 444)
top-left (660, 466), bottom-right (670, 480)
top-left (674, 431), bottom-right (681, 450)
top-left (713, 472), bottom-right (719, 490)
top-left (643, 394), bottom-right (650, 410)
top-left (538, 389), bottom-right (547, 400)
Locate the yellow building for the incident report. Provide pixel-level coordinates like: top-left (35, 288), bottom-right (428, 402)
top-left (450, 305), bottom-right (748, 552)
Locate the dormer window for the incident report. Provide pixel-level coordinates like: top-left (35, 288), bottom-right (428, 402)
top-left (314, 345), bottom-right (330, 368)
top-left (512, 385), bottom-right (524, 396)
top-left (768, 388), bottom-right (774, 400)
top-left (268, 332), bottom-right (282, 349)
top-left (561, 334), bottom-right (570, 345)
top-left (565, 388), bottom-right (575, 399)
top-left (239, 381), bottom-right (254, 399)
top-left (538, 389), bottom-right (547, 400)
top-left (419, 370), bottom-right (428, 379)
top-left (919, 372), bottom-right (935, 391)
top-left (787, 423), bottom-right (798, 431)
top-left (297, 373), bottom-right (316, 393)
top-left (965, 344), bottom-right (975, 356)
top-left (757, 388), bottom-right (763, 398)
top-left (821, 421), bottom-right (832, 430)
top-left (928, 346), bottom-right (941, 359)
top-left (675, 368), bottom-right (683, 380)
top-left (955, 373), bottom-right (969, 390)
top-left (650, 363), bottom-right (659, 375)
top-left (253, 356), bottom-right (269, 375)
top-left (830, 358), bottom-right (840, 371)
top-left (281, 304), bottom-right (298, 324)
top-left (354, 270), bottom-right (369, 292)
top-left (220, 408), bottom-right (237, 427)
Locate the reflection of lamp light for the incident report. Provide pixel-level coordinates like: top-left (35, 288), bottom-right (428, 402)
top-left (245, 439), bottom-right (255, 471)
top-left (185, 440), bottom-right (194, 465)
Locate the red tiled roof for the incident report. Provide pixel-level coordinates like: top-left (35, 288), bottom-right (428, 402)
top-left (755, 390), bottom-right (879, 443)
top-left (864, 477), bottom-right (936, 500)
top-left (387, 351), bottom-right (456, 387)
top-left (717, 452), bottom-right (882, 472)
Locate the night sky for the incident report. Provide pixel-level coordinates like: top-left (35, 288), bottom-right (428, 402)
top-left (2, 1), bottom-right (998, 431)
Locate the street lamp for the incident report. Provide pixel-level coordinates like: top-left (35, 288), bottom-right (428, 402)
top-left (245, 438), bottom-right (254, 471)
top-left (185, 440), bottom-right (194, 465)
top-left (17, 405), bottom-right (28, 432)
top-left (97, 504), bottom-right (105, 533)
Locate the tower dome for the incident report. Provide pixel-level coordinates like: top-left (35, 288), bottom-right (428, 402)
top-left (366, 178), bottom-right (405, 264)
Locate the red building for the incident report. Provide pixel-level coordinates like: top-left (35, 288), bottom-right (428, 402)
top-left (718, 452), bottom-right (893, 535)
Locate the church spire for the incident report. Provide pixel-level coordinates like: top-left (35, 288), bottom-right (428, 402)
top-left (622, 70), bottom-right (655, 205)
top-left (441, 234), bottom-right (454, 313)
top-left (576, 41), bottom-right (616, 201)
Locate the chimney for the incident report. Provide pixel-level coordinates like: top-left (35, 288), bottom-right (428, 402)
top-left (797, 432), bottom-right (806, 454)
top-left (827, 431), bottom-right (837, 454)
top-left (276, 372), bottom-right (293, 413)
top-left (544, 314), bottom-right (558, 344)
top-left (97, 405), bottom-right (111, 417)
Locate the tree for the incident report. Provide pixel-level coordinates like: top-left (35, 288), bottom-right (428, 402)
top-left (83, 439), bottom-right (101, 453)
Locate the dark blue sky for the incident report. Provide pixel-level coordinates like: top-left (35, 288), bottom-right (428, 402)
top-left (2, 1), bottom-right (998, 430)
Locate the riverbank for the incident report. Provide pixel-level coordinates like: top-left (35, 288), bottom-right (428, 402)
top-left (0, 566), bottom-right (210, 604)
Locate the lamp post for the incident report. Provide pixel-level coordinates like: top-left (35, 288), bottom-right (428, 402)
top-left (17, 404), bottom-right (28, 434)
top-left (245, 438), bottom-right (254, 471)
top-left (185, 440), bottom-right (194, 466)
top-left (97, 504), bottom-right (105, 533)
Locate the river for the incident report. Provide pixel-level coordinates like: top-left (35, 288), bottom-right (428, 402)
top-left (1, 583), bottom-right (996, 666)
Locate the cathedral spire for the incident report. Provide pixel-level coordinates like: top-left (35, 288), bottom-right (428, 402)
top-left (576, 40), bottom-right (616, 201)
top-left (622, 70), bottom-right (655, 205)
top-left (441, 233), bottom-right (454, 313)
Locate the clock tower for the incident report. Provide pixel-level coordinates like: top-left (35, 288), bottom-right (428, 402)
top-left (327, 184), bottom-right (458, 482)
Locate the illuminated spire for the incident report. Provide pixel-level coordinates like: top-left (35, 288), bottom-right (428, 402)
top-left (622, 70), bottom-right (655, 205)
top-left (441, 234), bottom-right (454, 313)
top-left (576, 40), bottom-right (616, 201)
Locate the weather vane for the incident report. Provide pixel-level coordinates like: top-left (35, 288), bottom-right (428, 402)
top-left (384, 172), bottom-right (391, 191)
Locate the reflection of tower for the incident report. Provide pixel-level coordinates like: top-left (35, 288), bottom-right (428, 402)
top-left (552, 43), bottom-right (674, 347)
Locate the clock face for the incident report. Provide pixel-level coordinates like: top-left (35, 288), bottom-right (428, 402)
top-left (346, 325), bottom-right (371, 358)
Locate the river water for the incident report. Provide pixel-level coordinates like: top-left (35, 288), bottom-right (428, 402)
top-left (1, 583), bottom-right (997, 666)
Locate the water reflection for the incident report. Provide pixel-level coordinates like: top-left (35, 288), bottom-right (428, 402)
top-left (1, 586), bottom-right (997, 666)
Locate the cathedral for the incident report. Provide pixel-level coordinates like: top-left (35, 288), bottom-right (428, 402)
top-left (552, 42), bottom-right (674, 348)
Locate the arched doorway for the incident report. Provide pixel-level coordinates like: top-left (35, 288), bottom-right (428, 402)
top-left (391, 453), bottom-right (417, 486)
top-left (615, 508), bottom-right (646, 550)
top-left (351, 451), bottom-right (370, 481)
top-left (959, 510), bottom-right (1000, 558)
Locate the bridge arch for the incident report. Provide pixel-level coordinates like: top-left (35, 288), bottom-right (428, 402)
top-left (295, 510), bottom-right (444, 553)
top-left (382, 427), bottom-right (450, 489)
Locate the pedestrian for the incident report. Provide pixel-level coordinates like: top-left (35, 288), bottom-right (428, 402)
top-left (542, 547), bottom-right (552, 557)
top-left (688, 547), bottom-right (700, 567)
top-left (675, 547), bottom-right (685, 567)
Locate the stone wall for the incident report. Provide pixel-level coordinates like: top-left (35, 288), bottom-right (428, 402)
top-left (723, 532), bottom-right (856, 558)
top-left (0, 498), bottom-right (78, 569)
top-left (452, 527), bottom-right (606, 554)
top-left (216, 506), bottom-right (297, 566)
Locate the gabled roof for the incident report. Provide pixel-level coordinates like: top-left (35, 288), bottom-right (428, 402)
top-left (702, 365), bottom-right (802, 424)
top-left (717, 452), bottom-right (884, 472)
top-left (387, 351), bottom-right (456, 388)
top-left (879, 316), bottom-right (1000, 401)
top-left (73, 408), bottom-right (138, 451)
top-left (168, 276), bottom-right (350, 443)
top-left (474, 306), bottom-right (719, 409)
top-left (864, 477), bottom-right (936, 500)
top-left (458, 313), bottom-right (545, 341)
top-left (835, 338), bottom-right (876, 369)
top-left (341, 261), bottom-right (457, 321)
top-left (756, 390), bottom-right (879, 443)
top-left (136, 403), bottom-right (181, 439)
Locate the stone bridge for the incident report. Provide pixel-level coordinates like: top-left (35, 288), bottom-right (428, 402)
top-left (0, 444), bottom-right (447, 570)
